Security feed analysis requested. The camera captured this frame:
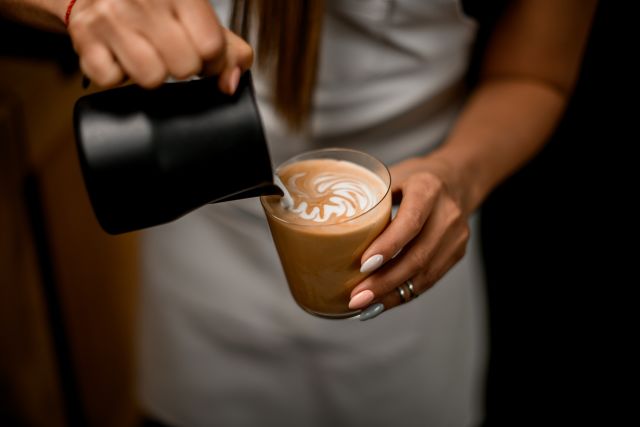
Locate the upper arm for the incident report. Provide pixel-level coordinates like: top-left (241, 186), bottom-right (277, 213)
top-left (480, 0), bottom-right (598, 96)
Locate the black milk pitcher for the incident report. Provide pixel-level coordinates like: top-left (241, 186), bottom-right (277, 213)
top-left (73, 72), bottom-right (282, 235)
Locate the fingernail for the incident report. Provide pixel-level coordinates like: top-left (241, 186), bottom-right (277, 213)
top-left (349, 290), bottom-right (375, 310)
top-left (359, 303), bottom-right (385, 321)
top-left (360, 254), bottom-right (383, 274)
top-left (229, 67), bottom-right (241, 94)
top-left (392, 205), bottom-right (399, 219)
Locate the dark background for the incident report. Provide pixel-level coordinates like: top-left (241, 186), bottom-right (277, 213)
top-left (477, 1), bottom-right (631, 424)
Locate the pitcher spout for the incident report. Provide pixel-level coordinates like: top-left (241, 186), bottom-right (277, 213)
top-left (209, 182), bottom-right (284, 204)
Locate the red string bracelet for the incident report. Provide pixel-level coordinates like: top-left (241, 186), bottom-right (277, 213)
top-left (64, 0), bottom-right (78, 27)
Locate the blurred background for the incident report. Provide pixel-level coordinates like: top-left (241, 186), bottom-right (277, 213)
top-left (0, 20), bottom-right (139, 427)
top-left (0, 2), bottom-right (625, 426)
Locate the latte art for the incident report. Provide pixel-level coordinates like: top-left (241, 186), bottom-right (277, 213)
top-left (286, 172), bottom-right (379, 223)
top-left (275, 159), bottom-right (387, 225)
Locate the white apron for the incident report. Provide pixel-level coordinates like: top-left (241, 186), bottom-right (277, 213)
top-left (138, 1), bottom-right (487, 425)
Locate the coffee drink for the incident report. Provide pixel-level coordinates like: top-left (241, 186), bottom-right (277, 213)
top-left (261, 149), bottom-right (391, 318)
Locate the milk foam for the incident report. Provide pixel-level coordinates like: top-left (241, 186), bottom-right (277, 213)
top-left (284, 164), bottom-right (383, 224)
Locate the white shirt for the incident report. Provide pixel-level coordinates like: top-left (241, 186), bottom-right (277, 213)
top-left (138, 1), bottom-right (486, 426)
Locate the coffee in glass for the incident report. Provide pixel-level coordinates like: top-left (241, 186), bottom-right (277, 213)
top-left (261, 148), bottom-right (391, 318)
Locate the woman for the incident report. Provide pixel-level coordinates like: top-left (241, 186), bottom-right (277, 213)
top-left (5, 0), bottom-right (597, 425)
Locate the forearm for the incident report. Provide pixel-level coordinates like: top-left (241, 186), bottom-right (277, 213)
top-left (0, 0), bottom-right (67, 32)
top-left (430, 77), bottom-right (567, 213)
top-left (422, 0), bottom-right (597, 214)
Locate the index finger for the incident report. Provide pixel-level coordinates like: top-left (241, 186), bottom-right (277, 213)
top-left (359, 175), bottom-right (441, 273)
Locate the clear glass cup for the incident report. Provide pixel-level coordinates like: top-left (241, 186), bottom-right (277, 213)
top-left (260, 148), bottom-right (392, 319)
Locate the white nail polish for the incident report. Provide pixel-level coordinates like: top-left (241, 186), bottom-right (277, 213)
top-left (360, 254), bottom-right (384, 274)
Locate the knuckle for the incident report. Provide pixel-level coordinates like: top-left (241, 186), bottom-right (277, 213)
top-left (80, 55), bottom-right (100, 77)
top-left (138, 68), bottom-right (166, 88)
top-left (403, 210), bottom-right (424, 234)
top-left (171, 59), bottom-right (201, 79)
top-left (86, 66), bottom-right (108, 85)
top-left (409, 172), bottom-right (442, 199)
top-left (463, 222), bottom-right (471, 238)
top-left (460, 224), bottom-right (471, 242)
top-left (74, 0), bottom-right (120, 29)
top-left (100, 68), bottom-right (123, 87)
top-left (189, 58), bottom-right (204, 76)
top-left (200, 31), bottom-right (226, 60)
top-left (92, 73), bottom-right (112, 87)
top-left (145, 75), bottom-right (165, 88)
top-left (447, 204), bottom-right (463, 225)
top-left (429, 175), bottom-right (444, 194)
top-left (410, 249), bottom-right (429, 270)
top-left (94, 0), bottom-right (118, 21)
top-left (240, 43), bottom-right (254, 66)
top-left (414, 171), bottom-right (441, 190)
top-left (81, 66), bottom-right (118, 88)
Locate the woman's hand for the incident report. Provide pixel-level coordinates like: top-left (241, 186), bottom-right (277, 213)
top-left (67, 0), bottom-right (253, 93)
top-left (348, 155), bottom-right (473, 320)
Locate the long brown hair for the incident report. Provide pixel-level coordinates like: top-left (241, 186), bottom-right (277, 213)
top-left (231, 0), bottom-right (325, 130)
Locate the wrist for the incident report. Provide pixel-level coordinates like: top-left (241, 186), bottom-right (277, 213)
top-left (63, 0), bottom-right (77, 26)
top-left (34, 0), bottom-right (71, 25)
top-left (421, 146), bottom-right (487, 215)
top-left (42, 0), bottom-right (81, 27)
top-left (1, 0), bottom-right (70, 31)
